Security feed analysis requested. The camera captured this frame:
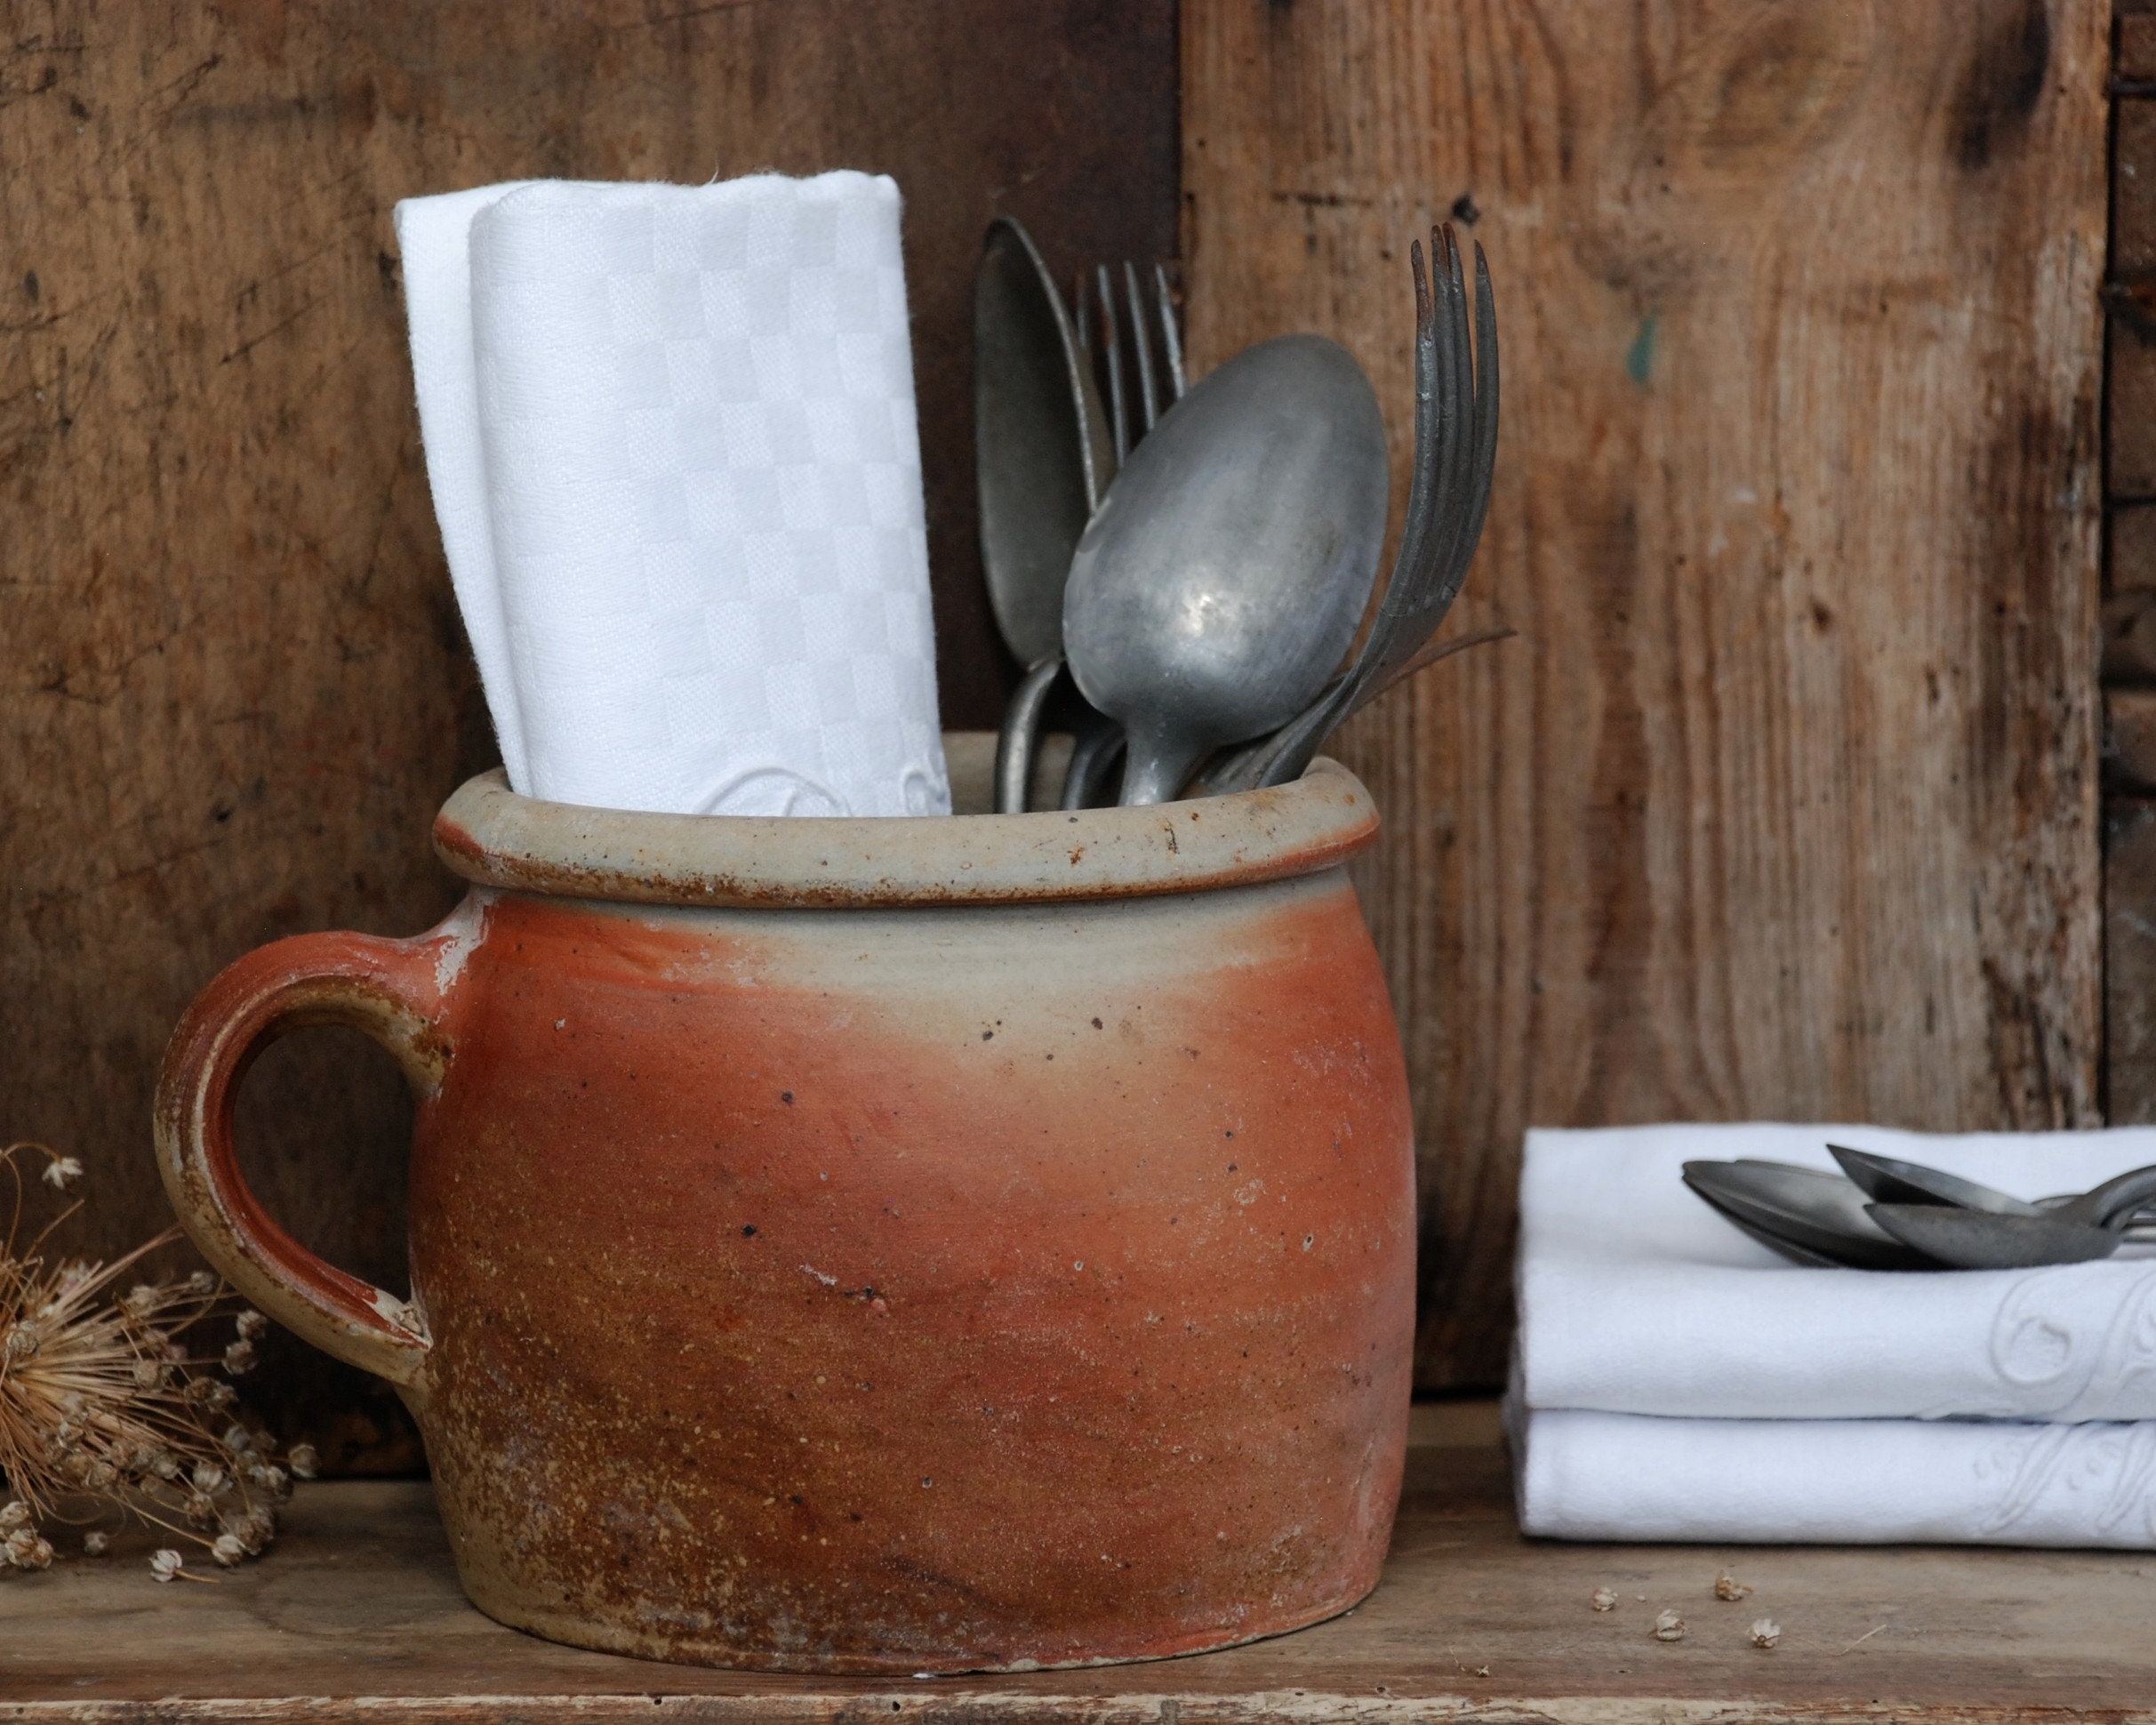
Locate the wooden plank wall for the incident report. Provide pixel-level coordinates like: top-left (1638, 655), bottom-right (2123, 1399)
top-left (1184, 0), bottom-right (2110, 1387)
top-left (2108, 3), bottom-right (2156, 1119)
top-left (0, 0), bottom-right (1177, 1467)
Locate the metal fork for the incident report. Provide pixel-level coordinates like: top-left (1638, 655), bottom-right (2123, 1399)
top-left (1205, 224), bottom-right (1498, 794)
top-left (1077, 261), bottom-right (1186, 467)
top-left (1052, 261), bottom-right (1187, 808)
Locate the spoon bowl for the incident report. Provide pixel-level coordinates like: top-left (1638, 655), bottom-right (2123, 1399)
top-left (1866, 1204), bottom-right (2122, 1269)
top-left (1681, 1160), bottom-right (1940, 1271)
top-left (1062, 333), bottom-right (1390, 806)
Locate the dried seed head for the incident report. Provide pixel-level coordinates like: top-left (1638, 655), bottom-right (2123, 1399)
top-left (1591, 1586), bottom-right (1618, 1611)
top-left (187, 1271), bottom-right (216, 1296)
top-left (1653, 1609), bottom-right (1686, 1642)
top-left (1714, 1570), bottom-right (1753, 1601)
top-left (124, 1285), bottom-right (159, 1318)
top-left (80, 1459), bottom-right (116, 1490)
top-left (190, 1462), bottom-right (228, 1496)
top-left (210, 1533), bottom-right (244, 1567)
top-left (149, 1548), bottom-right (183, 1583)
top-left (1751, 1617), bottom-right (1781, 1649)
top-left (232, 1506), bottom-right (275, 1553)
top-left (149, 1450), bottom-right (181, 1481)
top-left (286, 1443), bottom-right (318, 1480)
top-left (0, 1501), bottom-right (28, 1530)
top-left (183, 1490), bottom-right (217, 1525)
top-left (222, 1423), bottom-right (255, 1453)
top-left (204, 1381), bottom-right (236, 1410)
top-left (83, 1531), bottom-right (109, 1557)
top-left (247, 1463), bottom-right (289, 1499)
top-left (235, 1310), bottom-right (268, 1341)
top-left (40, 1154), bottom-right (83, 1190)
top-left (4, 1324), bottom-right (41, 1361)
top-left (132, 1358), bottom-right (166, 1391)
top-left (222, 1338), bottom-right (258, 1376)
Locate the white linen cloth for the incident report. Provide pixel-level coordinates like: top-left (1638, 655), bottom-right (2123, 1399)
top-left (396, 172), bottom-right (950, 817)
top-left (1512, 1124), bottom-right (2156, 1546)
top-left (1517, 1408), bottom-right (2156, 1548)
top-left (1518, 1124), bottom-right (2156, 1423)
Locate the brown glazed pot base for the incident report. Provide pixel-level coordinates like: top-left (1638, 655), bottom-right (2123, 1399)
top-left (156, 738), bottom-right (1415, 1673)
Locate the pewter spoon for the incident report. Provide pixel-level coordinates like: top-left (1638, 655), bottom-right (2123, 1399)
top-left (1062, 333), bottom-right (1390, 806)
top-left (1868, 1163), bottom-right (2156, 1269)
top-left (1682, 1160), bottom-right (1942, 1271)
top-left (1831, 1144), bottom-right (2156, 1240)
top-left (974, 217), bottom-right (1114, 813)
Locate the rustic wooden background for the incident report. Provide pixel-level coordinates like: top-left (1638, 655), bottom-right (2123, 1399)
top-left (0, 0), bottom-right (1177, 1468)
top-left (0, 0), bottom-right (2126, 1456)
top-left (2106, 4), bottom-right (2156, 1119)
top-left (1182, 0), bottom-right (2110, 1386)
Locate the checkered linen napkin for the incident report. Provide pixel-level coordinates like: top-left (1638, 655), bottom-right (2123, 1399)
top-left (396, 173), bottom-right (950, 817)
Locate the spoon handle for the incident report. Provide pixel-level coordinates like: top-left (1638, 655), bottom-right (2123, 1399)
top-left (2071, 1162), bottom-right (2156, 1230)
top-left (1119, 725), bottom-right (1208, 806)
top-left (995, 656), bottom-right (1065, 814)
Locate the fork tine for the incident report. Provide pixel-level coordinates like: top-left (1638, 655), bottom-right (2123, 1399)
top-left (1095, 263), bottom-right (1129, 463)
top-left (1447, 241), bottom-right (1500, 608)
top-left (1123, 261), bottom-right (1161, 433)
top-left (1154, 264), bottom-right (1186, 400)
top-left (1419, 224), bottom-right (1475, 639)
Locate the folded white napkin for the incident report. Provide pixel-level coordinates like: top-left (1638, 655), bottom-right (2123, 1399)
top-left (397, 172), bottom-right (950, 817)
top-left (1519, 1123), bottom-right (2156, 1423)
top-left (1516, 1408), bottom-right (2156, 1547)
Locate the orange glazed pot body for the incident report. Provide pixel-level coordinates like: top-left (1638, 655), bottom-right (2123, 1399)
top-left (155, 739), bottom-right (1416, 1673)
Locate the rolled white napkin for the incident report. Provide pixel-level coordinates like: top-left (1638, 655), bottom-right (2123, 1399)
top-left (1516, 1408), bottom-right (2156, 1548)
top-left (397, 172), bottom-right (950, 817)
top-left (1518, 1124), bottom-right (2156, 1423)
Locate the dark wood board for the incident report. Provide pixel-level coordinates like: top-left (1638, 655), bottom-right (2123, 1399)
top-left (1184, 0), bottom-right (2110, 1389)
top-left (0, 0), bottom-right (1177, 1470)
top-left (2106, 796), bottom-right (2156, 1119)
top-left (7, 1407), bottom-right (2156, 1721)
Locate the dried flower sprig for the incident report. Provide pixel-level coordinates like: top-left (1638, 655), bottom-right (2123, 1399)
top-left (0, 1142), bottom-right (307, 1579)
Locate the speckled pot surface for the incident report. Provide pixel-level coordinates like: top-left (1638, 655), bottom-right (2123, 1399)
top-left (156, 735), bottom-right (1415, 1674)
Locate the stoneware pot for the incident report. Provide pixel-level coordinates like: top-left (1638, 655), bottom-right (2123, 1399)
top-left (154, 734), bottom-right (1415, 1674)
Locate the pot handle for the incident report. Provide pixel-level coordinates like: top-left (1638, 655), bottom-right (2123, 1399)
top-left (153, 927), bottom-right (456, 1391)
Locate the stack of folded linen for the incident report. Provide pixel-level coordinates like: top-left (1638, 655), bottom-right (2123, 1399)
top-left (396, 172), bottom-right (950, 819)
top-left (1511, 1123), bottom-right (2156, 1548)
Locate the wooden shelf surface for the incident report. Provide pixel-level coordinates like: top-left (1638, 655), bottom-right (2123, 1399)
top-left (7, 1404), bottom-right (2154, 1721)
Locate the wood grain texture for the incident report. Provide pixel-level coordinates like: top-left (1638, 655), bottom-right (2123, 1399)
top-left (2112, 505), bottom-right (2156, 595)
top-left (1184, 0), bottom-right (2109, 1387)
top-left (2112, 311), bottom-right (2156, 495)
top-left (8, 1415), bottom-right (2156, 1720)
top-left (0, 0), bottom-right (1176, 1468)
top-left (2109, 686), bottom-right (2156, 784)
top-left (2105, 797), bottom-right (2156, 1120)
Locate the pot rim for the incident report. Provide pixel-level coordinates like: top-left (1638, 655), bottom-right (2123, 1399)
top-left (432, 737), bottom-right (1378, 911)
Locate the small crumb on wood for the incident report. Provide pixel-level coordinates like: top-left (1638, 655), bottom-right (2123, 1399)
top-left (1714, 1569), bottom-right (1753, 1601)
top-left (1751, 1617), bottom-right (1782, 1649)
top-left (1591, 1585), bottom-right (1618, 1611)
top-left (1653, 1609), bottom-right (1686, 1641)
